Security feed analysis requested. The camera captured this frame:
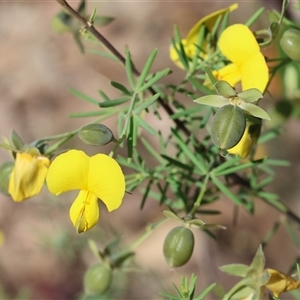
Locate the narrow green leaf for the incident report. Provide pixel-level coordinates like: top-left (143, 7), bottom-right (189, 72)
top-left (127, 116), bottom-right (134, 162)
top-left (92, 15), bottom-right (114, 27)
top-left (161, 154), bottom-right (193, 171)
top-left (196, 283), bottom-right (217, 300)
top-left (188, 76), bottom-right (215, 95)
top-left (69, 111), bottom-right (108, 118)
top-left (137, 68), bottom-right (170, 93)
top-left (258, 191), bottom-right (287, 212)
top-left (133, 113), bottom-right (157, 136)
top-left (134, 93), bottom-right (160, 114)
top-left (125, 49), bottom-right (135, 89)
top-left (261, 220), bottom-right (280, 248)
top-left (110, 81), bottom-right (132, 96)
top-left (212, 156), bottom-right (240, 174)
top-left (171, 105), bottom-right (204, 120)
top-left (210, 175), bottom-right (241, 205)
top-left (98, 90), bottom-right (111, 102)
top-left (191, 25), bottom-right (205, 71)
top-left (98, 97), bottom-right (130, 107)
top-left (69, 88), bottom-right (99, 105)
top-left (172, 129), bottom-right (206, 174)
top-left (140, 179), bottom-right (154, 209)
top-left (136, 49), bottom-right (158, 91)
top-left (245, 7), bottom-right (265, 27)
top-left (213, 162), bottom-right (254, 176)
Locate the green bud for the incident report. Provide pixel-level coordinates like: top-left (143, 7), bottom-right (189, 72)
top-left (0, 162), bottom-right (14, 196)
top-left (211, 105), bottom-right (246, 149)
top-left (78, 124), bottom-right (114, 146)
top-left (84, 263), bottom-right (113, 296)
top-left (163, 226), bottom-right (194, 268)
top-left (280, 28), bottom-right (300, 62)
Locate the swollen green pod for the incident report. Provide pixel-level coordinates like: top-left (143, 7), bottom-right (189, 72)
top-left (211, 105), bottom-right (246, 149)
top-left (78, 124), bottom-right (114, 146)
top-left (163, 226), bottom-right (194, 268)
top-left (280, 28), bottom-right (300, 62)
top-left (84, 263), bottom-right (113, 296)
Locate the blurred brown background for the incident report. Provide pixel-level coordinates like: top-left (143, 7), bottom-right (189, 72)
top-left (1, 1), bottom-right (300, 299)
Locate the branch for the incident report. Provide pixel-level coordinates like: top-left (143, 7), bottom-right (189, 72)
top-left (54, 0), bottom-right (190, 137)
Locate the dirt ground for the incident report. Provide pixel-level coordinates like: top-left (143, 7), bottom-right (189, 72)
top-left (1, 1), bottom-right (300, 299)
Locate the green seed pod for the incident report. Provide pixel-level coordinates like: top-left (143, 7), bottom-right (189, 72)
top-left (280, 29), bottom-right (300, 62)
top-left (84, 263), bottom-right (113, 296)
top-left (163, 226), bottom-right (194, 268)
top-left (211, 105), bottom-right (246, 149)
top-left (78, 124), bottom-right (114, 146)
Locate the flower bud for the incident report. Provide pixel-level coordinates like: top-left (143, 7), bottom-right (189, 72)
top-left (280, 28), bottom-right (300, 62)
top-left (78, 124), bottom-right (114, 146)
top-left (84, 263), bottom-right (113, 296)
top-left (163, 226), bottom-right (194, 267)
top-left (211, 105), bottom-right (246, 149)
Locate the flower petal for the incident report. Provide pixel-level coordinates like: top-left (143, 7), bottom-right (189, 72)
top-left (46, 150), bottom-right (89, 195)
top-left (9, 152), bottom-right (50, 202)
top-left (219, 24), bottom-right (259, 67)
top-left (227, 122), bottom-right (261, 158)
top-left (186, 3), bottom-right (238, 43)
top-left (241, 53), bottom-right (269, 92)
top-left (88, 154), bottom-right (125, 212)
top-left (70, 190), bottom-right (99, 233)
top-left (213, 63), bottom-right (241, 88)
top-left (265, 268), bottom-right (300, 298)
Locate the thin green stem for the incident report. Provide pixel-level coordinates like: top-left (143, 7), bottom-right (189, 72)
top-left (188, 174), bottom-right (209, 218)
top-left (122, 218), bottom-right (168, 253)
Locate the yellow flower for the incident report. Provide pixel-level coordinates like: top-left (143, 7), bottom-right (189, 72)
top-left (227, 120), bottom-right (261, 158)
top-left (170, 3), bottom-right (238, 68)
top-left (9, 150), bottom-right (50, 202)
top-left (46, 150), bottom-right (125, 233)
top-left (215, 24), bottom-right (269, 93)
top-left (265, 268), bottom-right (300, 298)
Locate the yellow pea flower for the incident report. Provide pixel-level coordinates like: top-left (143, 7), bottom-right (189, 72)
top-left (170, 3), bottom-right (238, 68)
top-left (227, 120), bottom-right (261, 158)
top-left (265, 268), bottom-right (300, 298)
top-left (46, 150), bottom-right (125, 233)
top-left (9, 150), bottom-right (50, 202)
top-left (215, 24), bottom-right (269, 93)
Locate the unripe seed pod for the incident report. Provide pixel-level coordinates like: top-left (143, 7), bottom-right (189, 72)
top-left (163, 226), bottom-right (194, 268)
top-left (211, 105), bottom-right (246, 149)
top-left (84, 263), bottom-right (113, 296)
top-left (280, 28), bottom-right (300, 62)
top-left (78, 124), bottom-right (114, 146)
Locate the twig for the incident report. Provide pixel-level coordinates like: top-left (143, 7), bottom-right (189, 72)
top-left (54, 0), bottom-right (190, 137)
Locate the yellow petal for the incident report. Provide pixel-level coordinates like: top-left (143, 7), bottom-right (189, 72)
top-left (213, 63), bottom-right (241, 87)
top-left (88, 154), bottom-right (125, 212)
top-left (70, 190), bottom-right (99, 233)
top-left (46, 150), bottom-right (89, 195)
top-left (9, 152), bottom-right (50, 202)
top-left (265, 268), bottom-right (300, 297)
top-left (241, 53), bottom-right (269, 92)
top-left (227, 122), bottom-right (261, 158)
top-left (218, 24), bottom-right (260, 67)
top-left (170, 3), bottom-right (238, 67)
top-left (186, 3), bottom-right (238, 44)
